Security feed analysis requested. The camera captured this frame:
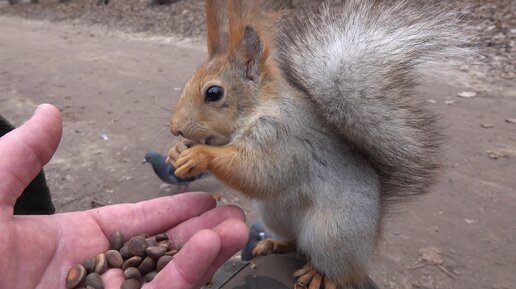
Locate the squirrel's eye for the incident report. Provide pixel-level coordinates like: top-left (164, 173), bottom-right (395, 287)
top-left (205, 85), bottom-right (224, 102)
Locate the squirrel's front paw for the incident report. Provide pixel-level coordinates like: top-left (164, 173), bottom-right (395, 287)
top-left (166, 139), bottom-right (194, 165)
top-left (173, 146), bottom-right (212, 178)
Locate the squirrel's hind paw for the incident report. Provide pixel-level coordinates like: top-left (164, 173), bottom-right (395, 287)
top-left (251, 239), bottom-right (295, 257)
top-left (293, 265), bottom-right (336, 289)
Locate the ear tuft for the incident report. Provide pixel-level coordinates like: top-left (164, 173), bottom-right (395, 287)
top-left (205, 0), bottom-right (229, 58)
top-left (238, 26), bottom-right (264, 81)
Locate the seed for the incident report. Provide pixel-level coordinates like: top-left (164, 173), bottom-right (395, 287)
top-left (137, 257), bottom-right (155, 275)
top-left (144, 271), bottom-right (158, 282)
top-left (155, 233), bottom-right (168, 242)
top-left (105, 250), bottom-right (123, 268)
top-left (145, 246), bottom-right (166, 260)
top-left (157, 240), bottom-right (172, 251)
top-left (123, 267), bottom-right (142, 280)
top-left (165, 250), bottom-right (178, 257)
top-left (66, 264), bottom-right (86, 289)
top-left (83, 257), bottom-right (95, 273)
top-left (94, 253), bottom-right (107, 274)
top-left (145, 237), bottom-right (158, 247)
top-left (109, 231), bottom-right (125, 251)
top-left (121, 279), bottom-right (141, 289)
top-left (156, 255), bottom-right (173, 272)
top-left (119, 245), bottom-right (132, 259)
top-left (122, 256), bottom-right (143, 270)
top-left (84, 272), bottom-right (104, 289)
top-left (127, 236), bottom-right (148, 257)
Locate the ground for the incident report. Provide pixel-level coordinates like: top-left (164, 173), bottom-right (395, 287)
top-left (0, 1), bottom-right (515, 289)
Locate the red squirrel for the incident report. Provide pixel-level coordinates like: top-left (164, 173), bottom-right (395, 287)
top-left (167, 1), bottom-right (471, 288)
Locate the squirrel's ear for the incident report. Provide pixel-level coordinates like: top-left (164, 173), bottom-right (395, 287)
top-left (234, 26), bottom-right (265, 81)
top-left (205, 0), bottom-right (228, 58)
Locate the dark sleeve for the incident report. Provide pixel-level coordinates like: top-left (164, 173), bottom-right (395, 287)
top-left (0, 115), bottom-right (55, 215)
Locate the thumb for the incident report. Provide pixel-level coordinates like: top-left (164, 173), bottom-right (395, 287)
top-left (0, 104), bottom-right (62, 214)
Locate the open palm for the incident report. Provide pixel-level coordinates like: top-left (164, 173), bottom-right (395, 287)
top-left (0, 104), bottom-right (248, 289)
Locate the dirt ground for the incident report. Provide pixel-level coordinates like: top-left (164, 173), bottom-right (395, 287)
top-left (0, 1), bottom-right (515, 289)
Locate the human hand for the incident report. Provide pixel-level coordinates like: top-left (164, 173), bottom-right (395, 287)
top-left (0, 104), bottom-right (248, 289)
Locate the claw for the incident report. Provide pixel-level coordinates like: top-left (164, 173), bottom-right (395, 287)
top-left (308, 274), bottom-right (322, 289)
top-left (296, 269), bottom-right (315, 285)
top-left (175, 160), bottom-right (194, 178)
top-left (293, 265), bottom-right (336, 289)
top-left (324, 277), bottom-right (336, 289)
top-left (293, 265), bottom-right (311, 278)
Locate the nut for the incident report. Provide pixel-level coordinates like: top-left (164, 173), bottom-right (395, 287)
top-left (83, 257), bottom-right (95, 273)
top-left (157, 240), bottom-right (172, 251)
top-left (144, 271), bottom-right (158, 282)
top-left (65, 230), bottom-right (179, 288)
top-left (145, 246), bottom-right (166, 260)
top-left (145, 237), bottom-right (158, 247)
top-left (119, 245), bottom-right (132, 259)
top-left (109, 231), bottom-right (125, 251)
top-left (155, 233), bottom-right (169, 242)
top-left (94, 253), bottom-right (107, 274)
top-left (121, 279), bottom-right (141, 289)
top-left (123, 267), bottom-right (142, 280)
top-left (127, 236), bottom-right (148, 257)
top-left (122, 256), bottom-right (143, 270)
top-left (84, 272), bottom-right (104, 289)
top-left (137, 257), bottom-right (155, 275)
top-left (66, 264), bottom-right (86, 289)
top-left (105, 250), bottom-right (123, 268)
top-left (156, 255), bottom-right (173, 272)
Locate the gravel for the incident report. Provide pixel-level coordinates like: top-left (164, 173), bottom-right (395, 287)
top-left (0, 0), bottom-right (514, 80)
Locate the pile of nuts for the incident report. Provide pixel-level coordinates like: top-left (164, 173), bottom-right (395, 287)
top-left (66, 231), bottom-right (177, 289)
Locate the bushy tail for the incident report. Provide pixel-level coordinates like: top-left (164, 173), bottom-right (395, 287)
top-left (276, 0), bottom-right (473, 211)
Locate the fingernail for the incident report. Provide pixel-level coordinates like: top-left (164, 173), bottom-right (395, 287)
top-left (34, 104), bottom-right (45, 114)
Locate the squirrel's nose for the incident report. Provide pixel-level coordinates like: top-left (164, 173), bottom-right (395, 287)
top-left (170, 126), bottom-right (183, 137)
top-left (170, 113), bottom-right (180, 136)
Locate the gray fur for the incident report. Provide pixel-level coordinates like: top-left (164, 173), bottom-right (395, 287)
top-left (228, 87), bottom-right (381, 280)
top-left (276, 0), bottom-right (471, 213)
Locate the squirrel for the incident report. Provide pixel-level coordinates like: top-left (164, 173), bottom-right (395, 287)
top-left (166, 0), bottom-right (471, 288)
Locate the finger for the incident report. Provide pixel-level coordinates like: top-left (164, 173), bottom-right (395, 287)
top-left (167, 205), bottom-right (245, 248)
top-left (166, 146), bottom-right (180, 164)
top-left (174, 161), bottom-right (194, 178)
top-left (176, 141), bottom-right (188, 153)
top-left (102, 268), bottom-right (124, 289)
top-left (186, 166), bottom-right (202, 178)
top-left (174, 153), bottom-right (191, 169)
top-left (0, 104), bottom-right (62, 211)
top-left (200, 218), bottom-right (249, 279)
top-left (145, 229), bottom-right (221, 289)
top-left (87, 192), bottom-right (217, 239)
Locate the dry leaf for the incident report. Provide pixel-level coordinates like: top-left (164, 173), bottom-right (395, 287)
top-left (464, 218), bottom-right (478, 224)
top-left (487, 150), bottom-right (504, 159)
top-left (457, 91), bottom-right (477, 98)
top-left (419, 246), bottom-right (444, 265)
